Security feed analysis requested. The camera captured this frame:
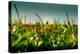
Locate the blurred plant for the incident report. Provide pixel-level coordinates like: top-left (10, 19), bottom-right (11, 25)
top-left (10, 17), bottom-right (78, 52)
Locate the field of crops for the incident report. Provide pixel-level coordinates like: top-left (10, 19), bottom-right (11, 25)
top-left (8, 1), bottom-right (78, 53)
top-left (9, 19), bottom-right (78, 53)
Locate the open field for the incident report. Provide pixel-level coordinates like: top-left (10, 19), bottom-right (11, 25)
top-left (9, 19), bottom-right (78, 52)
top-left (9, 1), bottom-right (78, 53)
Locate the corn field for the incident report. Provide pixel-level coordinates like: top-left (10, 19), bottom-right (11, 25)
top-left (9, 17), bottom-right (78, 52)
top-left (9, 2), bottom-right (78, 53)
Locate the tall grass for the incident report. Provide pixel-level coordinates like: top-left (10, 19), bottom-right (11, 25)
top-left (9, 17), bottom-right (78, 52)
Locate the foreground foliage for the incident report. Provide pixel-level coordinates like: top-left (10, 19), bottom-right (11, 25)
top-left (9, 20), bottom-right (78, 52)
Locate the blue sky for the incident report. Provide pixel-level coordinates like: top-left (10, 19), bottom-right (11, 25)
top-left (11, 1), bottom-right (78, 24)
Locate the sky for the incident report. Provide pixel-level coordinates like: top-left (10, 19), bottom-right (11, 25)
top-left (10, 1), bottom-right (78, 24)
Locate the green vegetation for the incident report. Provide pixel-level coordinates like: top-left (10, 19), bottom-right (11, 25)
top-left (9, 2), bottom-right (78, 53)
top-left (9, 19), bottom-right (78, 52)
